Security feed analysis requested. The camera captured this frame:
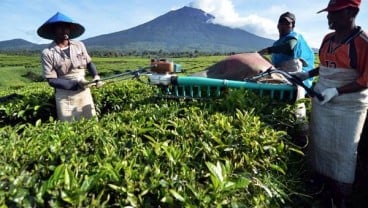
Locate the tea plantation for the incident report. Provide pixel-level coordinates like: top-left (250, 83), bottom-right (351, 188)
top-left (1, 53), bottom-right (366, 207)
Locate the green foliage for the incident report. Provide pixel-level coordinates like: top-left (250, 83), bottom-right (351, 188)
top-left (0, 54), bottom-right (311, 207)
top-left (0, 54), bottom-right (43, 89)
top-left (0, 83), bottom-right (55, 126)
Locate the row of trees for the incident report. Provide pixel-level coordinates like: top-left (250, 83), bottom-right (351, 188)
top-left (0, 49), bottom-right (237, 58)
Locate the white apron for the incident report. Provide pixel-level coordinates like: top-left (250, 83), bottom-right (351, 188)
top-left (278, 59), bottom-right (307, 120)
top-left (309, 66), bottom-right (368, 183)
top-left (55, 69), bottom-right (96, 122)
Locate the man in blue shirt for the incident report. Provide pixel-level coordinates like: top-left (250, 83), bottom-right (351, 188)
top-left (259, 12), bottom-right (315, 87)
top-left (259, 12), bottom-right (315, 132)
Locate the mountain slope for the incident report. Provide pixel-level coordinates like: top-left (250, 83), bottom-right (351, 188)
top-left (83, 6), bottom-right (274, 52)
top-left (0, 39), bottom-right (40, 50)
top-left (0, 6), bottom-right (274, 53)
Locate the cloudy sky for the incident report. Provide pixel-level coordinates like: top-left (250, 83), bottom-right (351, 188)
top-left (0, 0), bottom-right (367, 48)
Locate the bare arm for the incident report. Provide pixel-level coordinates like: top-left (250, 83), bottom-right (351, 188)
top-left (337, 82), bottom-right (366, 94)
top-left (258, 38), bottom-right (297, 55)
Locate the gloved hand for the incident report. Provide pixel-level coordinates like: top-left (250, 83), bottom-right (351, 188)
top-left (77, 77), bottom-right (90, 90)
top-left (92, 75), bottom-right (104, 88)
top-left (93, 75), bottom-right (100, 82)
top-left (320, 88), bottom-right (339, 105)
top-left (289, 71), bottom-right (310, 81)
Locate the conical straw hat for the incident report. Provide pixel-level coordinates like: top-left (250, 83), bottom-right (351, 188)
top-left (37, 12), bottom-right (85, 40)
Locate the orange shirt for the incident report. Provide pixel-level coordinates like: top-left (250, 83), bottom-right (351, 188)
top-left (319, 27), bottom-right (368, 87)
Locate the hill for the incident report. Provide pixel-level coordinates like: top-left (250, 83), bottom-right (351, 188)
top-left (0, 39), bottom-right (41, 51)
top-left (0, 6), bottom-right (274, 53)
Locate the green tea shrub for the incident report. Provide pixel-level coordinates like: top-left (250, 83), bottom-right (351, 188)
top-left (0, 79), bottom-right (308, 207)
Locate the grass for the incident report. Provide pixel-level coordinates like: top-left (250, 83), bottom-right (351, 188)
top-left (0, 66), bottom-right (36, 87)
top-left (0, 53), bottom-right (42, 90)
top-left (0, 54), bottom-right (226, 90)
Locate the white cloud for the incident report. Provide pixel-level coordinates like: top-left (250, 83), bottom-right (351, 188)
top-left (189, 0), bottom-right (279, 40)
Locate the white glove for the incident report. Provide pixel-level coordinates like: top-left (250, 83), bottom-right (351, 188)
top-left (93, 75), bottom-right (100, 82)
top-left (320, 88), bottom-right (339, 105)
top-left (77, 77), bottom-right (90, 89)
top-left (92, 75), bottom-right (104, 88)
top-left (289, 71), bottom-right (310, 81)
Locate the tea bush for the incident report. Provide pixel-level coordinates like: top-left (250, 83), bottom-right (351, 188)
top-left (0, 55), bottom-right (313, 207)
top-left (0, 79), bottom-right (311, 207)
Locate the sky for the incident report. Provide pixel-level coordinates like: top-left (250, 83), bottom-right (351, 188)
top-left (0, 0), bottom-right (367, 49)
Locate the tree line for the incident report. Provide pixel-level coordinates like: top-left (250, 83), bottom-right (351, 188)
top-left (0, 49), bottom-right (238, 58)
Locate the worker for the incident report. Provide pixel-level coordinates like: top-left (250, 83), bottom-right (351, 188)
top-left (292, 0), bottom-right (368, 206)
top-left (38, 12), bottom-right (102, 122)
top-left (258, 11), bottom-right (315, 135)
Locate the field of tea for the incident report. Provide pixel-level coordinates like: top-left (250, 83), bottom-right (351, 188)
top-left (0, 53), bottom-right (366, 207)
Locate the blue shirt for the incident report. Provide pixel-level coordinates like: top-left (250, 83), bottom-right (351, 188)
top-left (271, 31), bottom-right (315, 88)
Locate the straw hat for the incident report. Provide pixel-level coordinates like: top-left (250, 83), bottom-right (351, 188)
top-left (37, 12), bottom-right (85, 40)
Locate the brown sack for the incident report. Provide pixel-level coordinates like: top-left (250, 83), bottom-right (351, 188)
top-left (191, 53), bottom-right (285, 83)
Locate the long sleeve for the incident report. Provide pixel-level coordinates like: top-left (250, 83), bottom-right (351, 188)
top-left (87, 62), bottom-right (98, 77)
top-left (47, 78), bottom-right (79, 90)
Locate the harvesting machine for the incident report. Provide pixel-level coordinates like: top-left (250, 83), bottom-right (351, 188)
top-left (94, 53), bottom-right (322, 103)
